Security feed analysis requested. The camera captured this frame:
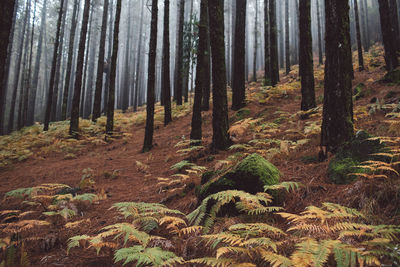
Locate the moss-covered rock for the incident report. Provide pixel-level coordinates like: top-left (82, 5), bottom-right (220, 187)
top-left (382, 69), bottom-right (400, 85)
top-left (198, 153), bottom-right (280, 200)
top-left (328, 131), bottom-right (387, 184)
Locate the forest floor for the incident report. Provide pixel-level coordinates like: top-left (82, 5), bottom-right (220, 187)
top-left (1, 45), bottom-right (400, 266)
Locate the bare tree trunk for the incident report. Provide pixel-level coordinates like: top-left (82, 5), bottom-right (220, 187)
top-left (285, 0), bottom-right (290, 74)
top-left (142, 0), bottom-right (159, 152)
top-left (208, 0), bottom-right (231, 151)
top-left (162, 0), bottom-right (172, 126)
top-left (134, 0), bottom-right (144, 112)
top-left (175, 0), bottom-right (185, 105)
top-left (253, 0), bottom-right (258, 82)
top-left (264, 0), bottom-right (271, 84)
top-left (354, 0), bottom-right (365, 71)
top-left (92, 0), bottom-right (109, 122)
top-left (0, 0), bottom-right (17, 134)
top-left (316, 0), bottom-right (323, 65)
top-left (269, 0), bottom-right (279, 85)
top-left (69, 0), bottom-right (91, 136)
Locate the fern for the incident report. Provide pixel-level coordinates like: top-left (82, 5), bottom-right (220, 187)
top-left (114, 246), bottom-right (183, 267)
top-left (188, 190), bottom-right (281, 233)
top-left (264, 181), bottom-right (304, 193)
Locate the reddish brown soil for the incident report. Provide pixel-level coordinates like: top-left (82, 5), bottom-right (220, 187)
top-left (1, 55), bottom-right (399, 266)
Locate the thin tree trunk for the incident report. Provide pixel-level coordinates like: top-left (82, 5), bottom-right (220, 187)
top-left (316, 0), bottom-right (323, 65)
top-left (299, 0), bottom-right (316, 111)
top-left (253, 0), bottom-right (258, 82)
top-left (201, 6), bottom-right (211, 111)
top-left (264, 0), bottom-right (270, 84)
top-left (285, 0), bottom-right (290, 74)
top-left (269, 0), bottom-right (279, 85)
top-left (142, 0), bottom-right (159, 152)
top-left (133, 0), bottom-right (144, 112)
top-left (92, 0), bottom-right (109, 122)
top-left (190, 0), bottom-right (209, 141)
top-left (69, 0), bottom-right (91, 136)
top-left (61, 0), bottom-right (79, 120)
top-left (105, 0), bottom-right (122, 134)
top-left (175, 0), bottom-right (185, 105)
top-left (354, 0), bottom-right (365, 71)
top-left (162, 0), bottom-right (172, 126)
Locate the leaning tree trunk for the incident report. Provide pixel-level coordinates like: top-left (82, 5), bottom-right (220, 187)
top-left (321, 0), bottom-right (354, 153)
top-left (378, 0), bottom-right (399, 71)
top-left (142, 0), bottom-right (159, 152)
top-left (69, 0), bottom-right (91, 136)
top-left (354, 0), bottom-right (365, 71)
top-left (44, 0), bottom-right (65, 131)
top-left (190, 0), bottom-right (209, 141)
top-left (162, 0), bottom-right (172, 126)
top-left (208, 0), bottom-right (231, 151)
top-left (105, 0), bottom-right (122, 134)
top-left (269, 0), bottom-right (279, 86)
top-left (299, 0), bottom-right (316, 111)
top-left (0, 0), bottom-right (16, 134)
top-left (92, 0), bottom-right (109, 122)
top-left (232, 0), bottom-right (247, 111)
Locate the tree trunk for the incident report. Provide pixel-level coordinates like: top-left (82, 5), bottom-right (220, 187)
top-left (264, 0), bottom-right (270, 84)
top-left (208, 0), bottom-right (231, 151)
top-left (162, 0), bottom-right (172, 126)
top-left (133, 0), bottom-right (144, 112)
top-left (174, 0), bottom-right (185, 105)
top-left (106, 0), bottom-right (122, 134)
top-left (61, 0), bottom-right (79, 120)
top-left (378, 0), bottom-right (399, 71)
top-left (0, 0), bottom-right (17, 134)
top-left (44, 0), bottom-right (65, 131)
top-left (69, 0), bottom-right (91, 136)
top-left (269, 0), bottom-right (279, 86)
top-left (354, 0), bottom-right (365, 71)
top-left (232, 0), bottom-right (247, 111)
top-left (360, 0), bottom-right (369, 52)
top-left (142, 0), bottom-right (159, 152)
top-left (299, 0), bottom-right (316, 111)
top-left (253, 0), bottom-right (258, 82)
top-left (201, 6), bottom-right (211, 111)
top-left (316, 0), bottom-right (323, 65)
top-left (122, 0), bottom-right (132, 112)
top-left (190, 0), bottom-right (209, 141)
top-left (390, 0), bottom-right (400, 51)
top-left (321, 0), bottom-right (354, 153)
top-left (92, 0), bottom-right (109, 122)
top-left (8, 1), bottom-right (29, 133)
top-left (285, 0), bottom-right (290, 74)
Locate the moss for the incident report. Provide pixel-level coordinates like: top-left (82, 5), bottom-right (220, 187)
top-left (328, 131), bottom-right (387, 184)
top-left (198, 153), bottom-right (280, 200)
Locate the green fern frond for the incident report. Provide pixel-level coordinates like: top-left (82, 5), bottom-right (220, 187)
top-left (264, 182), bottom-right (304, 192)
top-left (5, 188), bottom-right (34, 199)
top-left (260, 251), bottom-right (293, 267)
top-left (67, 235), bottom-right (91, 254)
top-left (188, 257), bottom-right (250, 267)
top-left (114, 246), bottom-right (182, 267)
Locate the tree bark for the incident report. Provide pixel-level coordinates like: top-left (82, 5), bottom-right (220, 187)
top-left (316, 0), bottom-right (323, 65)
top-left (253, 0), bottom-right (258, 82)
top-left (69, 0), bottom-right (91, 136)
top-left (378, 0), bottom-right (399, 71)
top-left (162, 0), bottom-right (172, 126)
top-left (232, 0), bottom-right (247, 111)
top-left (264, 0), bottom-right (271, 84)
top-left (285, 0), bottom-right (290, 74)
top-left (208, 0), bottom-right (231, 151)
top-left (321, 0), bottom-right (354, 153)
top-left (390, 0), bottom-right (400, 51)
top-left (142, 0), bottom-right (159, 152)
top-left (133, 0), bottom-right (144, 112)
top-left (92, 0), bottom-right (109, 121)
top-left (299, 0), bottom-right (316, 111)
top-left (269, 0), bottom-right (279, 86)
top-left (190, 0), bottom-right (209, 141)
top-left (44, 0), bottom-right (66, 131)
top-left (354, 0), bottom-right (365, 71)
